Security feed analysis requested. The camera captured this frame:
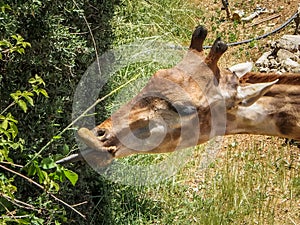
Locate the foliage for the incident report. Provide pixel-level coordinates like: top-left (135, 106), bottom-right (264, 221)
top-left (0, 35), bottom-right (79, 223)
top-left (0, 0), bottom-right (115, 223)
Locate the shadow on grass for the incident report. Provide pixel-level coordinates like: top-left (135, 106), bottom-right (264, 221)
top-left (62, 167), bottom-right (162, 224)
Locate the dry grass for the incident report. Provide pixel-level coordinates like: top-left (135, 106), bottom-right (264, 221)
top-left (182, 134), bottom-right (300, 224)
top-left (185, 1), bottom-right (300, 223)
top-left (196, 0), bottom-right (297, 221)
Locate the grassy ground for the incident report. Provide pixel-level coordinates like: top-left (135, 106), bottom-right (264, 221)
top-left (81, 0), bottom-right (300, 224)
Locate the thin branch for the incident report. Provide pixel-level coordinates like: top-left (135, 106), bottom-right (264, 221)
top-left (0, 161), bottom-right (23, 168)
top-left (72, 201), bottom-right (88, 208)
top-left (0, 193), bottom-right (39, 211)
top-left (0, 164), bottom-right (86, 219)
top-left (1, 101), bottom-right (16, 115)
top-left (0, 215), bottom-right (32, 219)
top-left (72, 0), bottom-right (101, 75)
top-left (69, 26), bottom-right (101, 35)
top-left (0, 201), bottom-right (13, 217)
top-left (248, 13), bottom-right (281, 27)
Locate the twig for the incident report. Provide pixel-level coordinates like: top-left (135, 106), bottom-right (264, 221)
top-left (287, 214), bottom-right (297, 225)
top-left (1, 101), bottom-right (16, 115)
top-left (71, 0), bottom-right (101, 75)
top-left (69, 26), bottom-right (100, 35)
top-left (0, 161), bottom-right (23, 168)
top-left (249, 14), bottom-right (281, 27)
top-left (0, 193), bottom-right (39, 211)
top-left (0, 164), bottom-right (86, 219)
top-left (0, 201), bottom-right (13, 217)
top-left (0, 215), bottom-right (32, 219)
top-left (72, 201), bottom-right (88, 207)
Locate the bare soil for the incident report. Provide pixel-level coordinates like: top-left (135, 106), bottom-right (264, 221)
top-left (191, 0), bottom-right (299, 62)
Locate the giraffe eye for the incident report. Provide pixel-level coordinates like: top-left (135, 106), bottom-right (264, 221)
top-left (175, 104), bottom-right (197, 116)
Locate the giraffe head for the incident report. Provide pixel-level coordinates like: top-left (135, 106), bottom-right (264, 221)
top-left (72, 26), bottom-right (279, 167)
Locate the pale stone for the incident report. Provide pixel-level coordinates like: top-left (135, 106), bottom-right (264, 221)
top-left (255, 51), bottom-right (271, 66)
top-left (284, 58), bottom-right (300, 68)
top-left (277, 49), bottom-right (298, 61)
top-left (277, 35), bottom-right (300, 52)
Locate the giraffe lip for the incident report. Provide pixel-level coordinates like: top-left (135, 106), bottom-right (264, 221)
top-left (78, 127), bottom-right (115, 156)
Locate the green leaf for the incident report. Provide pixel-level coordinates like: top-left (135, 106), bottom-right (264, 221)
top-left (27, 164), bottom-right (37, 176)
top-left (62, 144), bottom-right (69, 155)
top-left (28, 77), bottom-right (36, 84)
top-left (23, 93), bottom-right (34, 106)
top-left (1, 4), bottom-right (11, 13)
top-left (31, 216), bottom-right (44, 225)
top-left (0, 128), bottom-right (11, 139)
top-left (37, 169), bottom-right (48, 184)
top-left (10, 91), bottom-right (21, 101)
top-left (1, 118), bottom-right (8, 130)
top-left (39, 89), bottom-right (49, 98)
top-left (53, 135), bottom-right (61, 140)
top-left (5, 113), bottom-right (18, 123)
top-left (9, 121), bottom-right (18, 139)
top-left (0, 148), bottom-right (13, 162)
top-left (41, 157), bottom-right (56, 169)
top-left (17, 99), bottom-right (27, 112)
top-left (63, 169), bottom-right (78, 186)
top-left (16, 48), bottom-right (25, 54)
top-left (49, 180), bottom-right (60, 192)
top-left (22, 42), bottom-right (31, 48)
top-left (0, 39), bottom-right (11, 47)
top-left (35, 74), bottom-right (45, 85)
top-left (29, 74), bottom-right (45, 86)
top-left (53, 166), bottom-right (64, 182)
top-left (11, 34), bottom-right (21, 41)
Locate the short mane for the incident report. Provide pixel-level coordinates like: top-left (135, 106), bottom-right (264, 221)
top-left (240, 72), bottom-right (300, 85)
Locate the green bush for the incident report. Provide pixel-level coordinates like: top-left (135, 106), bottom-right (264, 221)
top-left (0, 1), bottom-right (119, 224)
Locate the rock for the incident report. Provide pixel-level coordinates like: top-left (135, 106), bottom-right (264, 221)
top-left (277, 49), bottom-right (298, 61)
top-left (259, 67), bottom-right (269, 73)
top-left (280, 68), bottom-right (286, 73)
top-left (284, 58), bottom-right (300, 68)
top-left (277, 35), bottom-right (300, 52)
top-left (255, 34), bottom-right (300, 74)
top-left (269, 58), bottom-right (278, 68)
top-left (255, 51), bottom-right (272, 66)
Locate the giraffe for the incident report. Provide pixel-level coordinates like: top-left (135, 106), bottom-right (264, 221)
top-left (57, 25), bottom-right (300, 167)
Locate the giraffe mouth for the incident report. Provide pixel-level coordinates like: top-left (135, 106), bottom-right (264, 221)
top-left (77, 127), bottom-right (115, 166)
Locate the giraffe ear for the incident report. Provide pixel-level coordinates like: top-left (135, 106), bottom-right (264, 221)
top-left (237, 79), bottom-right (278, 106)
top-left (228, 62), bottom-right (253, 78)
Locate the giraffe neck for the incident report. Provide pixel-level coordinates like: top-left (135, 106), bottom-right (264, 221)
top-left (227, 83), bottom-right (300, 140)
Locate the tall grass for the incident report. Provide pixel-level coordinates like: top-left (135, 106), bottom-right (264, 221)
top-left (85, 0), bottom-right (300, 224)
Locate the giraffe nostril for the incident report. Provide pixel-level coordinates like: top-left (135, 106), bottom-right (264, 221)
top-left (92, 127), bottom-right (106, 137)
top-left (92, 127), bottom-right (113, 142)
